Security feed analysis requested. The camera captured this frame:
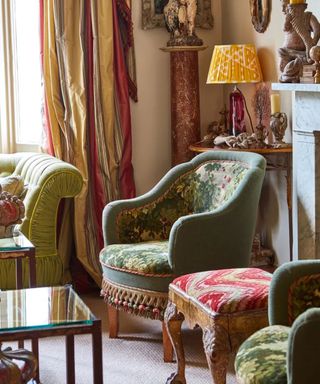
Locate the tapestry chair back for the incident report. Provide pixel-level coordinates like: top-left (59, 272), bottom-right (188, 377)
top-left (114, 159), bottom-right (250, 244)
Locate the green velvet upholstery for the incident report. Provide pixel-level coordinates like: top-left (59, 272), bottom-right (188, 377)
top-left (0, 152), bottom-right (83, 289)
top-left (100, 151), bottom-right (266, 320)
top-left (235, 260), bottom-right (320, 384)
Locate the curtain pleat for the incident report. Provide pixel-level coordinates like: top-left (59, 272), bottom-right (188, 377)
top-left (115, 0), bottom-right (138, 102)
top-left (84, 0), bottom-right (105, 252)
top-left (41, 0), bottom-right (136, 286)
top-left (113, 0), bottom-right (135, 198)
top-left (90, 0), bottom-right (119, 202)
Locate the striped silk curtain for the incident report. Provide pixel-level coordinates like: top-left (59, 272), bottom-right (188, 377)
top-left (40, 0), bottom-right (136, 285)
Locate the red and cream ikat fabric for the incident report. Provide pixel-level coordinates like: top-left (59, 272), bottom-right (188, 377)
top-left (172, 268), bottom-right (272, 314)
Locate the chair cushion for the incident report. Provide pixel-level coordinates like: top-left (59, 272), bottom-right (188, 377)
top-left (235, 325), bottom-right (289, 384)
top-left (171, 268), bottom-right (271, 314)
top-left (100, 240), bottom-right (173, 276)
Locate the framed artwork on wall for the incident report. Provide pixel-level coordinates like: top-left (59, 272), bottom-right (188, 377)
top-left (249, 0), bottom-right (270, 33)
top-left (141, 0), bottom-right (214, 30)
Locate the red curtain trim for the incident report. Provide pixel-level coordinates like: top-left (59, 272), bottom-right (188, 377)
top-left (86, 0), bottom-right (105, 250)
top-left (113, 0), bottom-right (136, 199)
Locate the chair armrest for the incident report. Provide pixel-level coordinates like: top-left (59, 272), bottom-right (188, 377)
top-left (14, 154), bottom-right (83, 254)
top-left (102, 160), bottom-right (196, 245)
top-left (0, 153), bottom-right (22, 174)
top-left (168, 169), bottom-right (264, 275)
top-left (268, 260), bottom-right (320, 326)
top-left (287, 308), bottom-right (320, 384)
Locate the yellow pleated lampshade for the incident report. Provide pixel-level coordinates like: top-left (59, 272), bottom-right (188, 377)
top-left (207, 44), bottom-right (263, 84)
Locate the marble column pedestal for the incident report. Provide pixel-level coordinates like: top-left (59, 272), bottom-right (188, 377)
top-left (162, 46), bottom-right (206, 166)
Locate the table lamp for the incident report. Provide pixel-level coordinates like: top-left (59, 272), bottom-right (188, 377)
top-left (207, 44), bottom-right (263, 136)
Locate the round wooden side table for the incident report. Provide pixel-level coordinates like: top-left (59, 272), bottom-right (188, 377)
top-left (189, 141), bottom-right (293, 262)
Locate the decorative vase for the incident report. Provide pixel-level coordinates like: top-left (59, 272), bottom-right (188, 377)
top-left (0, 187), bottom-right (25, 238)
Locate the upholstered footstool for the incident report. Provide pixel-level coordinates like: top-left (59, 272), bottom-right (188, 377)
top-left (164, 268), bottom-right (272, 384)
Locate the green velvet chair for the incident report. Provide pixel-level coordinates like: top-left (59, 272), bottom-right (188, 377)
top-left (99, 150), bottom-right (266, 361)
top-left (235, 260), bottom-right (320, 384)
top-left (0, 152), bottom-right (83, 289)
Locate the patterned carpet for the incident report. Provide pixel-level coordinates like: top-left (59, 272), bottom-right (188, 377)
top-left (14, 292), bottom-right (238, 384)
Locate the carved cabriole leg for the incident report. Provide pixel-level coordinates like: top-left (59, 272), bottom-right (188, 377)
top-left (107, 304), bottom-right (119, 338)
top-left (202, 324), bottom-right (231, 384)
top-left (162, 321), bottom-right (174, 362)
top-left (164, 302), bottom-right (186, 384)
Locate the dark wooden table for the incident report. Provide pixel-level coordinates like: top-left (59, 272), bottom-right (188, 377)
top-left (189, 142), bottom-right (293, 261)
top-left (0, 232), bottom-right (36, 289)
top-left (0, 286), bottom-right (103, 384)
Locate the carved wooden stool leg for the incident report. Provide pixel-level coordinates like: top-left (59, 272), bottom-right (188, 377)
top-left (162, 321), bottom-right (174, 362)
top-left (202, 326), bottom-right (230, 384)
top-left (164, 302), bottom-right (186, 384)
top-left (107, 304), bottom-right (119, 338)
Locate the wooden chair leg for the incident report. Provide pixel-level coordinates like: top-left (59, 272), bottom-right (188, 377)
top-left (107, 304), bottom-right (119, 338)
top-left (162, 320), bottom-right (174, 362)
top-left (164, 302), bottom-right (186, 384)
top-left (202, 327), bottom-right (230, 384)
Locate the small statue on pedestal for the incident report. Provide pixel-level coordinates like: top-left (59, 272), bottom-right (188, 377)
top-left (201, 105), bottom-right (229, 145)
top-left (164, 0), bottom-right (203, 46)
top-left (279, 0), bottom-right (320, 83)
top-left (270, 112), bottom-right (289, 148)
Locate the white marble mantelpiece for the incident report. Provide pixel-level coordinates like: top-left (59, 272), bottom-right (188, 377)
top-left (272, 83), bottom-right (320, 261)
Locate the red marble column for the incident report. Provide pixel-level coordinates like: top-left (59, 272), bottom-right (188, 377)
top-left (162, 46), bottom-right (206, 166)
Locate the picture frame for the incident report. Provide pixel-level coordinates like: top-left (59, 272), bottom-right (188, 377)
top-left (141, 0), bottom-right (214, 30)
top-left (249, 0), bottom-right (270, 33)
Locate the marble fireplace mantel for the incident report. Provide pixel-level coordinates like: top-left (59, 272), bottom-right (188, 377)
top-left (272, 83), bottom-right (320, 261)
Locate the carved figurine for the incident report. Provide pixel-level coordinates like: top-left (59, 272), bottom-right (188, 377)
top-left (164, 0), bottom-right (203, 46)
top-left (310, 45), bottom-right (320, 83)
top-left (279, 0), bottom-right (320, 83)
top-left (270, 112), bottom-right (289, 147)
top-left (214, 132), bottom-right (269, 149)
top-left (201, 105), bottom-right (229, 145)
top-left (0, 186), bottom-right (25, 238)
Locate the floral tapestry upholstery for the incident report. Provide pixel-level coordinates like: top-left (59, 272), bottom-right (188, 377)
top-left (100, 240), bottom-right (173, 276)
top-left (116, 160), bottom-right (249, 243)
top-left (235, 325), bottom-right (289, 384)
top-left (288, 273), bottom-right (320, 325)
top-left (172, 268), bottom-right (272, 314)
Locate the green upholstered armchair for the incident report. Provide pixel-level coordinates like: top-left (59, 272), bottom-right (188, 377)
top-left (100, 150), bottom-right (266, 360)
top-left (0, 152), bottom-right (83, 289)
top-left (235, 260), bottom-right (320, 384)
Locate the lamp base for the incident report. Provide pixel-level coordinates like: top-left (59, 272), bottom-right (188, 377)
top-left (229, 87), bottom-right (246, 136)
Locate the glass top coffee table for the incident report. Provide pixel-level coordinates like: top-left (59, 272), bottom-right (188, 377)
top-left (0, 285), bottom-right (103, 384)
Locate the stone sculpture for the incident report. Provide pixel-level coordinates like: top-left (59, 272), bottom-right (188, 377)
top-left (213, 132), bottom-right (268, 149)
top-left (310, 45), bottom-right (320, 83)
top-left (279, 0), bottom-right (320, 83)
top-left (270, 112), bottom-right (289, 147)
top-left (164, 0), bottom-right (203, 46)
top-left (0, 187), bottom-right (25, 238)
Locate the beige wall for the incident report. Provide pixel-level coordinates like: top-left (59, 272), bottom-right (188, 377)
top-left (221, 0), bottom-right (319, 265)
top-left (130, 0), bottom-right (319, 266)
top-left (131, 1), bottom-right (222, 195)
